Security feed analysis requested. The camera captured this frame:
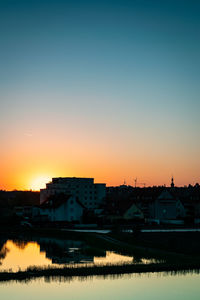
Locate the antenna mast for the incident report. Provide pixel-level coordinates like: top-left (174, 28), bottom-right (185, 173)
top-left (134, 178), bottom-right (137, 188)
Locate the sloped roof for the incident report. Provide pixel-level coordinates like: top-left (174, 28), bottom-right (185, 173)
top-left (157, 190), bottom-right (174, 200)
top-left (106, 198), bottom-right (141, 216)
top-left (40, 193), bottom-right (85, 209)
top-left (40, 193), bottom-right (71, 209)
top-left (76, 198), bottom-right (85, 209)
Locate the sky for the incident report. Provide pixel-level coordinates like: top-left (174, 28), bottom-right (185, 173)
top-left (0, 0), bottom-right (200, 190)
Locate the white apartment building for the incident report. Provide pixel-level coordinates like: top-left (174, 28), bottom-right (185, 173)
top-left (40, 177), bottom-right (106, 210)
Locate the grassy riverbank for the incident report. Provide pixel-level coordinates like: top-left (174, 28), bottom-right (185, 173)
top-left (0, 262), bottom-right (200, 283)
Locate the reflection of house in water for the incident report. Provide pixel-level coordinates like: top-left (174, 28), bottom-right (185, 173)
top-left (34, 238), bottom-right (96, 264)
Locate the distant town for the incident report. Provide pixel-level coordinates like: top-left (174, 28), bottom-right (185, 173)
top-left (1, 176), bottom-right (200, 228)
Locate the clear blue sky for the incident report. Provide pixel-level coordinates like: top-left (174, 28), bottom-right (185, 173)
top-left (1, 0), bottom-right (200, 189)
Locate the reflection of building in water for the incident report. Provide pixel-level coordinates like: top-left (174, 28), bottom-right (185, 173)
top-left (94, 251), bottom-right (133, 265)
top-left (51, 253), bottom-right (94, 264)
top-left (1, 239), bottom-right (154, 269)
top-left (36, 238), bottom-right (135, 265)
top-left (35, 237), bottom-right (96, 264)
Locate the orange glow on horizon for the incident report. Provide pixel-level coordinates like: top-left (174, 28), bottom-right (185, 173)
top-left (0, 138), bottom-right (199, 191)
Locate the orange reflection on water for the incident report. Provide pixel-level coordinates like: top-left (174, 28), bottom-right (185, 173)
top-left (0, 241), bottom-right (52, 272)
top-left (94, 251), bottom-right (133, 265)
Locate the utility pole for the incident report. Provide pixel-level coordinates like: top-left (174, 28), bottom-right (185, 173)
top-left (134, 178), bottom-right (146, 188)
top-left (134, 178), bottom-right (137, 188)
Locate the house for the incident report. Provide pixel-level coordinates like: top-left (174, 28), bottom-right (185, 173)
top-left (105, 198), bottom-right (144, 223)
top-left (106, 182), bottom-right (200, 225)
top-left (149, 190), bottom-right (185, 223)
top-left (38, 193), bottom-right (84, 223)
top-left (122, 203), bottom-right (144, 220)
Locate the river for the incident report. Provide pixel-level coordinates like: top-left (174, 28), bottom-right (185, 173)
top-left (0, 272), bottom-right (200, 300)
top-left (0, 238), bottom-right (199, 299)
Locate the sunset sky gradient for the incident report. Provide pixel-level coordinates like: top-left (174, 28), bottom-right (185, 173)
top-left (1, 0), bottom-right (200, 190)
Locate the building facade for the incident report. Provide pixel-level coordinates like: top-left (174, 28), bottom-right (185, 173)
top-left (40, 177), bottom-right (106, 210)
top-left (149, 190), bottom-right (185, 222)
top-left (38, 194), bottom-right (83, 222)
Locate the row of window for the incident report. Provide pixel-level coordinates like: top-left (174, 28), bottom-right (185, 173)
top-left (84, 202), bottom-right (98, 206)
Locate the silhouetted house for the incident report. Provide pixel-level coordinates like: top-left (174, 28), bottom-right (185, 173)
top-left (105, 182), bottom-right (200, 225)
top-left (136, 189), bottom-right (159, 220)
top-left (0, 191), bottom-right (40, 219)
top-left (176, 187), bottom-right (200, 223)
top-left (40, 177), bottom-right (106, 211)
top-left (38, 193), bottom-right (84, 223)
top-left (105, 198), bottom-right (144, 223)
top-left (149, 190), bottom-right (185, 223)
top-left (106, 186), bottom-right (160, 223)
top-left (11, 191), bottom-right (40, 219)
top-left (122, 202), bottom-right (144, 220)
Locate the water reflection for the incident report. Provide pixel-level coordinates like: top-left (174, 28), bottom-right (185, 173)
top-left (1, 272), bottom-right (200, 300)
top-left (34, 268), bottom-right (200, 284)
top-left (0, 241), bottom-right (9, 265)
top-left (0, 238), bottom-right (160, 272)
top-left (0, 238), bottom-right (200, 286)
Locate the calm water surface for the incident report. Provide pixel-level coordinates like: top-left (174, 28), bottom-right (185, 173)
top-left (0, 272), bottom-right (199, 300)
top-left (0, 239), bottom-right (199, 299)
top-left (0, 239), bottom-right (158, 272)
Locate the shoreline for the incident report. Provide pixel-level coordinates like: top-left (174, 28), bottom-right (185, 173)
top-left (0, 262), bottom-right (200, 283)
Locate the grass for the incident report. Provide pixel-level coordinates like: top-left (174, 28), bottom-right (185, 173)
top-left (1, 262), bottom-right (200, 283)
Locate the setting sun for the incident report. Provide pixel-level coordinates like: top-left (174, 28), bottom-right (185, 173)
top-left (30, 175), bottom-right (51, 191)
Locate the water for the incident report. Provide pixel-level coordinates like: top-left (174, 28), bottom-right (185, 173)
top-left (0, 238), bottom-right (199, 299)
top-left (0, 272), bottom-right (199, 300)
top-left (64, 228), bottom-right (200, 234)
top-left (124, 229), bottom-right (200, 233)
top-left (0, 239), bottom-right (157, 272)
top-left (64, 229), bottom-right (111, 233)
